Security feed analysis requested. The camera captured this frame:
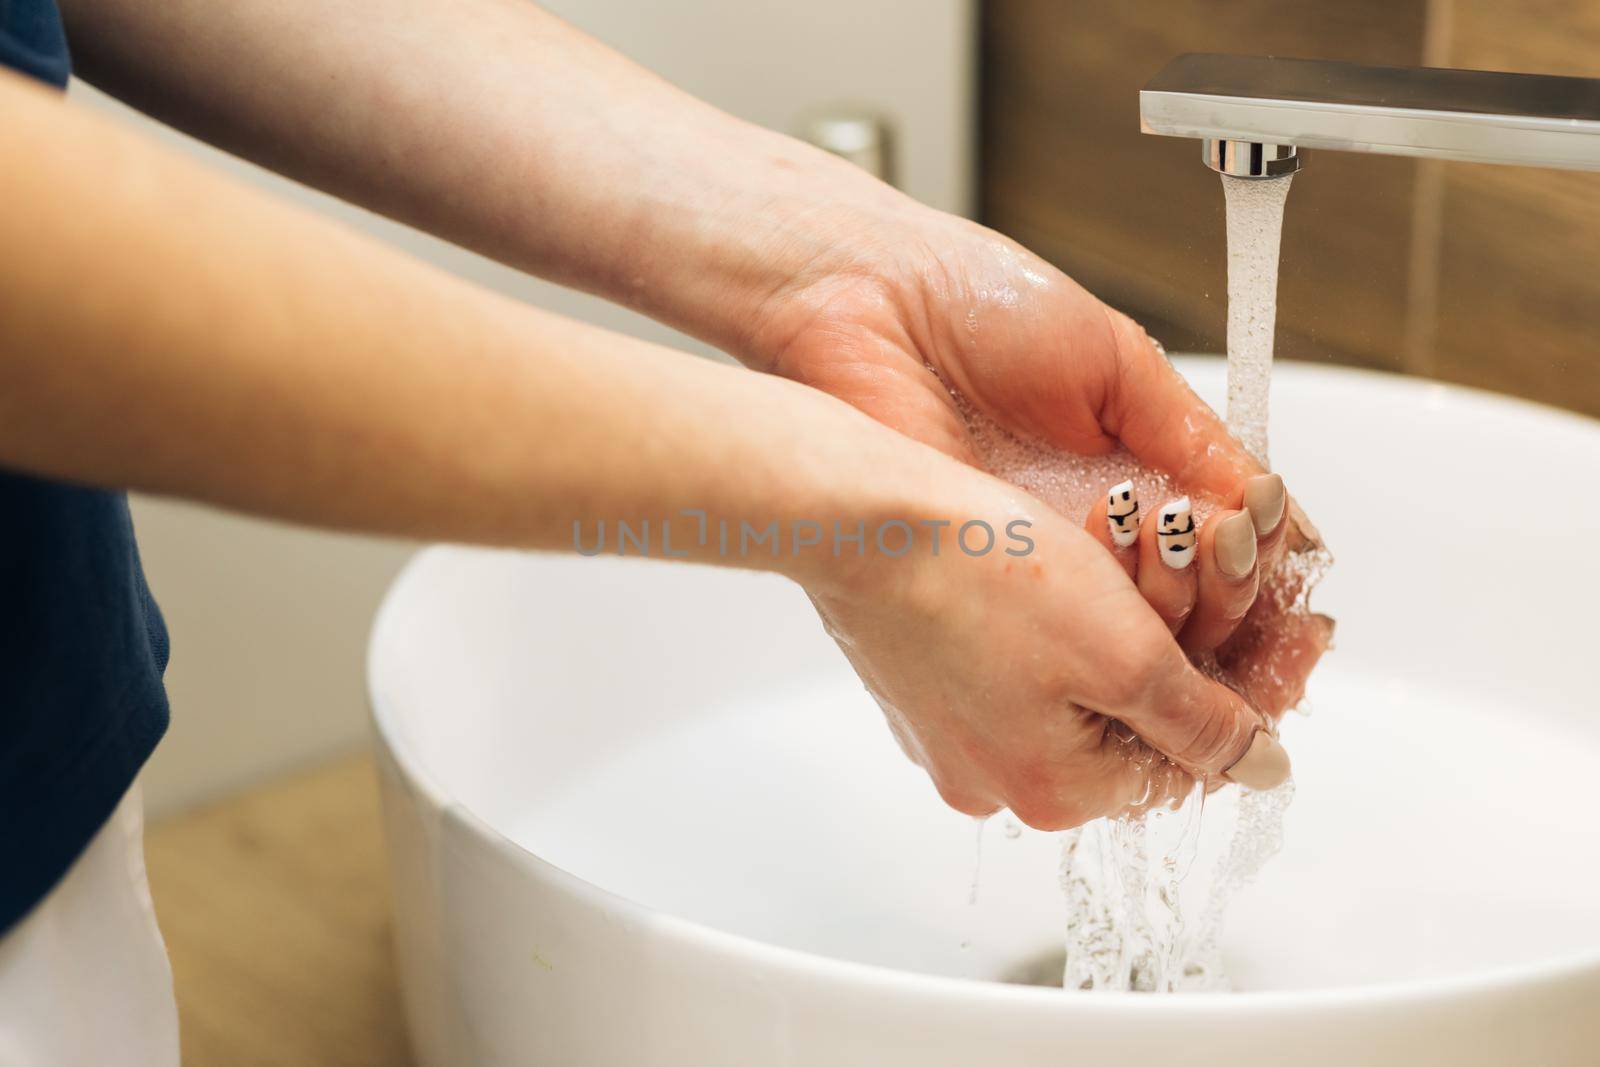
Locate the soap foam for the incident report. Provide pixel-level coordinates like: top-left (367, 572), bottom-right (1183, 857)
top-left (951, 391), bottom-right (1224, 529)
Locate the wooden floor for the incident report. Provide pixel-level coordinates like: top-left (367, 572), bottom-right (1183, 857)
top-left (144, 752), bottom-right (417, 1067)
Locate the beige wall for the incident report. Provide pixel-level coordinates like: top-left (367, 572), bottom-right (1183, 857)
top-left (95, 0), bottom-right (976, 816)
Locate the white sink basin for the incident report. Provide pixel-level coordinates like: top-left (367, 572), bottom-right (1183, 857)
top-left (369, 357), bottom-right (1600, 1065)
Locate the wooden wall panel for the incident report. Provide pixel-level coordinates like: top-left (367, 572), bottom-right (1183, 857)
top-left (1429, 2), bottom-right (1600, 415)
top-left (981, 1), bottom-right (1427, 370)
top-left (982, 0), bottom-right (1600, 420)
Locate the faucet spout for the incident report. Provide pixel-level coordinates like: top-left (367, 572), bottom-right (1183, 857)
top-left (1142, 53), bottom-right (1600, 172)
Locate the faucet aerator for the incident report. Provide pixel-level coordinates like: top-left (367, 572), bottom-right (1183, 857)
top-left (1202, 139), bottom-right (1301, 178)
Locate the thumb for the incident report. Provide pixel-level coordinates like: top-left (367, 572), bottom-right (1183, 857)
top-left (1099, 310), bottom-right (1263, 500)
top-left (1113, 643), bottom-right (1291, 789)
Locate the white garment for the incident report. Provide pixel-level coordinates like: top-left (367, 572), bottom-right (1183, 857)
top-left (0, 782), bottom-right (180, 1066)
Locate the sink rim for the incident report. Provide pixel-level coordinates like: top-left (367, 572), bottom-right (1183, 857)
top-left (391, 732), bottom-right (1600, 1012)
top-left (368, 357), bottom-right (1600, 1012)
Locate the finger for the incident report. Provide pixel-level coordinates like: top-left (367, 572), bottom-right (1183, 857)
top-left (1180, 509), bottom-right (1259, 655)
top-left (1099, 312), bottom-right (1263, 497)
top-left (931, 774), bottom-right (1005, 819)
top-left (1001, 744), bottom-right (1152, 831)
top-left (1285, 497), bottom-right (1325, 553)
top-left (1095, 722), bottom-right (1199, 817)
top-left (987, 709), bottom-right (1154, 832)
top-left (1232, 472), bottom-right (1290, 576)
top-left (1137, 496), bottom-right (1197, 632)
top-left (1084, 479), bottom-right (1139, 579)
top-left (1108, 641), bottom-right (1291, 789)
top-left (1103, 316), bottom-right (1329, 563)
top-left (1218, 609), bottom-right (1336, 719)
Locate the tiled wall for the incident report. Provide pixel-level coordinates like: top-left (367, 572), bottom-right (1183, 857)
top-left (981, 1), bottom-right (1600, 417)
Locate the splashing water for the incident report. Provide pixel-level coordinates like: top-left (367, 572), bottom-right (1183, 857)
top-left (1058, 785), bottom-right (1211, 991)
top-left (1185, 777), bottom-right (1296, 982)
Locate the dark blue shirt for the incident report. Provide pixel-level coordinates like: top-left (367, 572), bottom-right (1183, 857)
top-left (1, 0), bottom-right (171, 935)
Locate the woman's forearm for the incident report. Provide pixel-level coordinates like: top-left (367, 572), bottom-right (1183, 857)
top-left (0, 70), bottom-right (973, 589)
top-left (56, 0), bottom-right (913, 362)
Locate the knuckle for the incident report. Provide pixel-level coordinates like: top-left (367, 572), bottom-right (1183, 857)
top-left (1221, 572), bottom-right (1262, 616)
top-left (1005, 783), bottom-right (1094, 832)
top-left (931, 776), bottom-right (1001, 819)
top-left (1174, 704), bottom-right (1244, 771)
top-left (1221, 592), bottom-right (1257, 623)
top-left (1009, 797), bottom-right (1092, 833)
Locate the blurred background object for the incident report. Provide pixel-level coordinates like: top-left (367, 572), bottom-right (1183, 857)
top-left (981, 0), bottom-right (1600, 417)
top-left (799, 106), bottom-right (899, 185)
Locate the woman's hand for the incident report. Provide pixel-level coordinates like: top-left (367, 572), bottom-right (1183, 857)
top-left (739, 203), bottom-right (1328, 720)
top-left (805, 476), bottom-right (1289, 826)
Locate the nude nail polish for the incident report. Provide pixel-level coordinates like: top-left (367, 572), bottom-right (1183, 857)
top-left (1157, 497), bottom-right (1196, 569)
top-left (1243, 473), bottom-right (1286, 537)
top-left (1214, 510), bottom-right (1257, 578)
top-left (1106, 480), bottom-right (1139, 548)
top-left (1223, 729), bottom-right (1291, 790)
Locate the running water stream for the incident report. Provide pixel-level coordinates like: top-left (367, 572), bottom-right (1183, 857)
top-left (1222, 173), bottom-right (1294, 468)
top-left (1053, 171), bottom-right (1299, 992)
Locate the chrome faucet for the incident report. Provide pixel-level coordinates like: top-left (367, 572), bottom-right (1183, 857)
top-left (1140, 53), bottom-right (1600, 178)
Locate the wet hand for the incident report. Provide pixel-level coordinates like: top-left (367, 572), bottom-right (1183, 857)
top-left (805, 478), bottom-right (1291, 827)
top-left (1086, 472), bottom-right (1287, 655)
top-left (746, 207), bottom-right (1328, 720)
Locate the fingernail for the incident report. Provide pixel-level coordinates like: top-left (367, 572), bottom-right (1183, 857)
top-left (1157, 497), bottom-right (1196, 569)
top-left (1223, 728), bottom-right (1291, 790)
top-left (1243, 473), bottom-right (1286, 537)
top-left (1214, 510), bottom-right (1257, 578)
top-left (1106, 480), bottom-right (1140, 548)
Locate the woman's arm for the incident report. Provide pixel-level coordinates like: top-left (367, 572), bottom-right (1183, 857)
top-left (55, 0), bottom-right (860, 360)
top-left (53, 0), bottom-right (1318, 650)
top-left (0, 68), bottom-right (935, 585)
top-left (0, 70), bottom-right (1285, 821)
